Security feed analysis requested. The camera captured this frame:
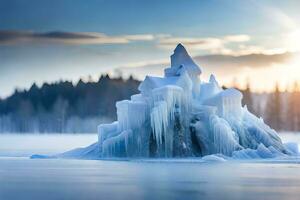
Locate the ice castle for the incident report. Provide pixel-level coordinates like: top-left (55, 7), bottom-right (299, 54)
top-left (93, 44), bottom-right (296, 159)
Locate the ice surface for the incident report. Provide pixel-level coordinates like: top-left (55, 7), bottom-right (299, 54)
top-left (201, 154), bottom-right (227, 162)
top-left (57, 44), bottom-right (296, 159)
top-left (4, 156), bottom-right (300, 200)
top-left (284, 142), bottom-right (299, 155)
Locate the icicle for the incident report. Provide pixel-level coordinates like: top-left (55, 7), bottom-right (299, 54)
top-left (102, 130), bottom-right (133, 157)
top-left (152, 85), bottom-right (184, 121)
top-left (150, 101), bottom-right (168, 147)
top-left (209, 115), bottom-right (240, 156)
top-left (116, 100), bottom-right (148, 131)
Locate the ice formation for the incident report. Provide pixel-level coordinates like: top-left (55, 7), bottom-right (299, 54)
top-left (76, 44), bottom-right (298, 159)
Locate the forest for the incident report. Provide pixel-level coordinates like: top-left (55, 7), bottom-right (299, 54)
top-left (0, 75), bottom-right (139, 133)
top-left (0, 75), bottom-right (298, 133)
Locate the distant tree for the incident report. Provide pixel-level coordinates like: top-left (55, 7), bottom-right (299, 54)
top-left (242, 79), bottom-right (254, 113)
top-left (265, 83), bottom-right (282, 131)
top-left (287, 82), bottom-right (300, 131)
top-left (0, 74), bottom-right (140, 133)
top-left (17, 99), bottom-right (34, 132)
top-left (53, 96), bottom-right (69, 133)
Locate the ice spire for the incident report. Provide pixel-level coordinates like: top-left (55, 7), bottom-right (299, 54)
top-left (165, 43), bottom-right (202, 77)
top-left (209, 74), bottom-right (219, 86)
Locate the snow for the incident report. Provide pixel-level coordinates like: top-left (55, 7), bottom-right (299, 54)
top-left (201, 154), bottom-right (227, 162)
top-left (52, 44), bottom-right (297, 159)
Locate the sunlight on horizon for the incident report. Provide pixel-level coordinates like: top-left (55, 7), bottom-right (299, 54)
top-left (1, 0), bottom-right (300, 96)
top-left (223, 28), bottom-right (300, 93)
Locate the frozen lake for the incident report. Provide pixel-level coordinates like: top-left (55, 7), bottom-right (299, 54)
top-left (0, 133), bottom-right (300, 200)
top-left (0, 133), bottom-right (97, 157)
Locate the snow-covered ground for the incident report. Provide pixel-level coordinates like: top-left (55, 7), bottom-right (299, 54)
top-left (0, 133), bottom-right (97, 157)
top-left (0, 133), bottom-right (300, 200)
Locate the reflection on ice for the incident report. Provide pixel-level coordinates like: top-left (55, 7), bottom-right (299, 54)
top-left (1, 157), bottom-right (300, 200)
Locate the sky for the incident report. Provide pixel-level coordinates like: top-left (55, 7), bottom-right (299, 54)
top-left (1, 0), bottom-right (300, 97)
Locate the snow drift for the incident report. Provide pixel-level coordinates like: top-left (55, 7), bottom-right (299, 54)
top-left (50, 44), bottom-right (298, 159)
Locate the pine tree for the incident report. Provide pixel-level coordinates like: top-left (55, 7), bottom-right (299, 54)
top-left (265, 83), bottom-right (282, 131)
top-left (242, 79), bottom-right (254, 113)
top-left (287, 82), bottom-right (297, 131)
top-left (296, 88), bottom-right (300, 131)
top-left (285, 82), bottom-right (300, 131)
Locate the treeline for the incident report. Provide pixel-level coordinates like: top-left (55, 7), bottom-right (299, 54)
top-left (0, 75), bottom-right (299, 133)
top-left (0, 75), bottom-right (140, 133)
top-left (241, 82), bottom-right (300, 132)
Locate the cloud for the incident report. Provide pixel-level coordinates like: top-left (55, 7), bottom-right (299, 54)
top-left (157, 34), bottom-right (253, 55)
top-left (156, 34), bottom-right (295, 58)
top-left (123, 34), bottom-right (155, 41)
top-left (0, 30), bottom-right (156, 45)
top-left (158, 36), bottom-right (224, 51)
top-left (193, 52), bottom-right (293, 68)
top-left (118, 51), bottom-right (294, 80)
top-left (0, 31), bottom-right (286, 57)
top-left (122, 58), bottom-right (169, 68)
top-left (223, 35), bottom-right (250, 42)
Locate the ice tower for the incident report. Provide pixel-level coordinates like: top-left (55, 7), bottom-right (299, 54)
top-left (96, 44), bottom-right (293, 158)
